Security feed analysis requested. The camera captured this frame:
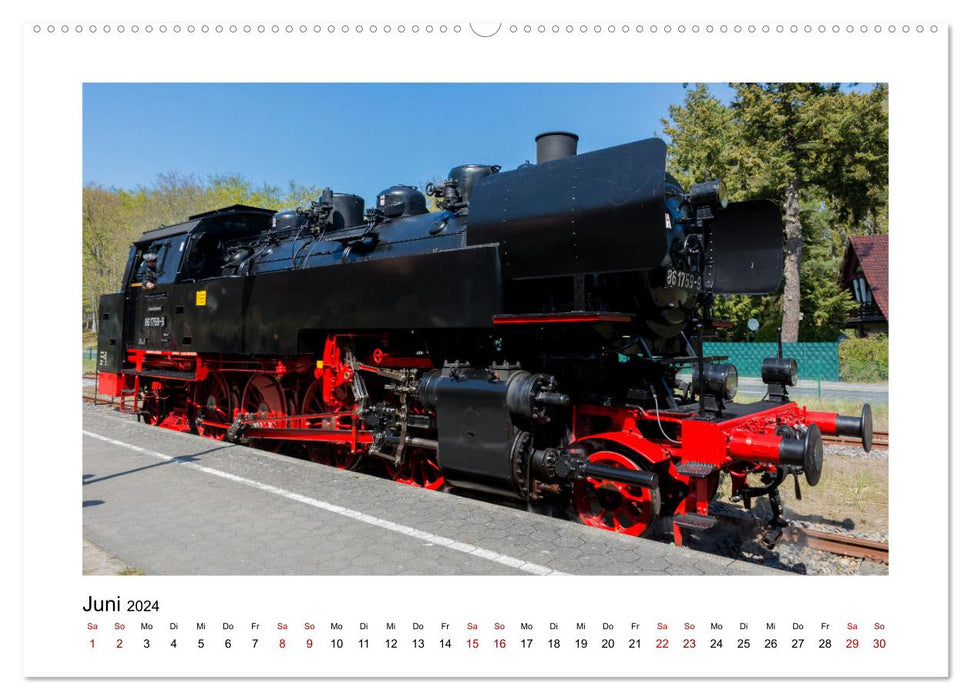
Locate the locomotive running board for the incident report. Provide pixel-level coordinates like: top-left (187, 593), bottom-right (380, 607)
top-left (234, 427), bottom-right (376, 443)
top-left (493, 312), bottom-right (632, 325)
top-left (121, 368), bottom-right (197, 381)
top-left (673, 513), bottom-right (719, 531)
top-left (676, 461), bottom-right (719, 478)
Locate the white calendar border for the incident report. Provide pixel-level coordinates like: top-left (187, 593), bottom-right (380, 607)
top-left (13, 0), bottom-right (960, 692)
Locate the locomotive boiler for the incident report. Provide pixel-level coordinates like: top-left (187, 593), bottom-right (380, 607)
top-left (95, 131), bottom-right (873, 545)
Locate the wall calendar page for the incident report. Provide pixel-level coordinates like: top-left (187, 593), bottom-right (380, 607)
top-left (14, 0), bottom-right (961, 696)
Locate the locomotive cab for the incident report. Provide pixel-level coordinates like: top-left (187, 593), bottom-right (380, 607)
top-left (114, 205), bottom-right (277, 353)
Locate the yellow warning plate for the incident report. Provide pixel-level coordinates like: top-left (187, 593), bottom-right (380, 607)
top-left (196, 290), bottom-right (207, 306)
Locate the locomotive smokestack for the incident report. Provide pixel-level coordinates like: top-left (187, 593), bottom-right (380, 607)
top-left (535, 131), bottom-right (579, 163)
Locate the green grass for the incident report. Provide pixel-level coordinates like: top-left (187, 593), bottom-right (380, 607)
top-left (717, 452), bottom-right (888, 533)
top-left (118, 568), bottom-right (145, 576)
top-left (82, 331), bottom-right (98, 374)
top-left (777, 454), bottom-right (888, 532)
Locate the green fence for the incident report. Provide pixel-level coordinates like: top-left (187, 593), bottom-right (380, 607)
top-left (704, 342), bottom-right (840, 382)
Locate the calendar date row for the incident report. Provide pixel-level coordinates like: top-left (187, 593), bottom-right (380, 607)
top-left (91, 635), bottom-right (889, 651)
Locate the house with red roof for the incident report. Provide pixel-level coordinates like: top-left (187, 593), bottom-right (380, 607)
top-left (839, 235), bottom-right (889, 336)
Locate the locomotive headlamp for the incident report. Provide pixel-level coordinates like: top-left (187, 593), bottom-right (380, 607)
top-left (693, 362), bottom-right (738, 401)
top-left (688, 179), bottom-right (729, 210)
top-left (762, 357), bottom-right (798, 386)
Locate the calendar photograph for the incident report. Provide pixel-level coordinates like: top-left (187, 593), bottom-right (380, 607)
top-left (80, 82), bottom-right (889, 579)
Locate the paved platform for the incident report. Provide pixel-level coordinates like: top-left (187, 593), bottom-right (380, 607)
top-left (81, 404), bottom-right (781, 576)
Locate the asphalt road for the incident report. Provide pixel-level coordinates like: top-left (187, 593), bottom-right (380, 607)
top-left (736, 377), bottom-right (888, 405)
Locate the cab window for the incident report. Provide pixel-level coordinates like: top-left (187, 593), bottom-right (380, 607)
top-left (131, 235), bottom-right (188, 287)
top-left (153, 235), bottom-right (188, 285)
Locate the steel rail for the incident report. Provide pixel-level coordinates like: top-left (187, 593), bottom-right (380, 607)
top-left (822, 430), bottom-right (889, 449)
top-left (780, 526), bottom-right (889, 564)
top-left (711, 511), bottom-right (889, 565)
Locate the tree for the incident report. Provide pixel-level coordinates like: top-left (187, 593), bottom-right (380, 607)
top-left (281, 180), bottom-right (322, 210)
top-left (663, 83), bottom-right (888, 341)
top-left (805, 84), bottom-right (889, 236)
top-left (145, 171), bottom-right (208, 227)
top-left (794, 192), bottom-right (856, 340)
top-left (662, 84), bottom-right (736, 186)
top-left (729, 83), bottom-right (845, 342)
top-left (82, 173), bottom-right (333, 332)
top-left (207, 174), bottom-right (257, 210)
top-left (83, 185), bottom-right (145, 332)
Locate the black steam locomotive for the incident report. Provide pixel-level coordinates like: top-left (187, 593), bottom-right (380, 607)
top-left (96, 132), bottom-right (872, 544)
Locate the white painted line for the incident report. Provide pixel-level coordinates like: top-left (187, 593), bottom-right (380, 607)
top-left (81, 431), bottom-right (174, 462)
top-left (82, 430), bottom-right (570, 576)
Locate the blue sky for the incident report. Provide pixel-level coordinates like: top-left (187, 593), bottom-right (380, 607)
top-left (82, 83), bottom-right (870, 204)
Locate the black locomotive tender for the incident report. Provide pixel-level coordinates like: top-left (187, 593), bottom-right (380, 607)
top-left (96, 132), bottom-right (873, 545)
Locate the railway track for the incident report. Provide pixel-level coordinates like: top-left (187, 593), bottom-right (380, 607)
top-left (82, 393), bottom-right (119, 407)
top-left (710, 510), bottom-right (889, 565)
top-left (823, 430), bottom-right (889, 449)
top-left (780, 526), bottom-right (889, 564)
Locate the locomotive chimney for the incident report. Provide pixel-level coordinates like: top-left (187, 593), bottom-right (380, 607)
top-left (535, 131), bottom-right (579, 164)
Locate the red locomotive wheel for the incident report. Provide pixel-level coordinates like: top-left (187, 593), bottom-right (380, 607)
top-left (241, 374), bottom-right (288, 452)
top-left (241, 374), bottom-right (286, 420)
top-left (394, 452), bottom-right (446, 491)
top-left (141, 393), bottom-right (166, 426)
top-left (299, 378), bottom-right (362, 470)
top-left (571, 448), bottom-right (661, 537)
top-left (194, 372), bottom-right (235, 439)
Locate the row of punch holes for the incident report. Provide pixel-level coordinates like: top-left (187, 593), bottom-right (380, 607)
top-left (33, 23), bottom-right (938, 36)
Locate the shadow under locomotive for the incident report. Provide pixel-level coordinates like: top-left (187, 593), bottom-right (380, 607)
top-left (94, 131), bottom-right (873, 548)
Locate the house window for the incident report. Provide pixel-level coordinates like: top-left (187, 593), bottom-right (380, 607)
top-left (852, 276), bottom-right (873, 307)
